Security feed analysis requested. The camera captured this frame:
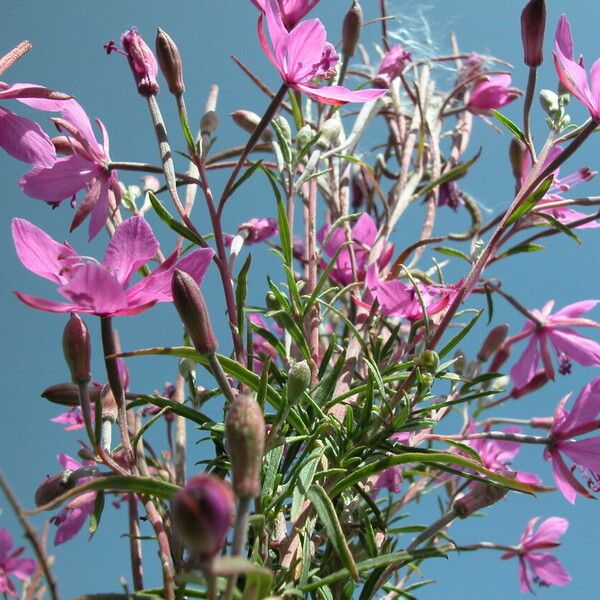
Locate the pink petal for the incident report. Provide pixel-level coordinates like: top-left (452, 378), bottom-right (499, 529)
top-left (12, 218), bottom-right (80, 284)
top-left (510, 334), bottom-right (541, 388)
top-left (2, 82), bottom-right (69, 111)
top-left (103, 216), bottom-right (159, 286)
top-left (0, 107), bottom-right (56, 167)
top-left (553, 50), bottom-right (596, 117)
top-left (14, 291), bottom-right (82, 314)
top-left (560, 437), bottom-right (600, 472)
top-left (552, 300), bottom-right (599, 319)
top-left (19, 155), bottom-right (97, 202)
top-left (526, 517), bottom-right (569, 547)
top-left (54, 503), bottom-right (93, 545)
top-left (295, 82), bottom-right (387, 105)
top-left (284, 18), bottom-right (328, 83)
top-left (549, 449), bottom-right (590, 503)
top-left (5, 556), bottom-right (36, 581)
top-left (518, 557), bottom-right (532, 593)
top-left (555, 15), bottom-right (574, 60)
top-left (548, 328), bottom-right (600, 366)
top-left (559, 378), bottom-right (600, 435)
top-left (86, 175), bottom-right (112, 240)
top-left (69, 174), bottom-right (107, 236)
top-left (58, 263), bottom-right (127, 316)
top-left (351, 213), bottom-right (377, 246)
top-left (60, 99), bottom-right (101, 156)
top-left (525, 554), bottom-right (571, 587)
top-left (0, 529), bottom-right (13, 560)
top-left (257, 13), bottom-right (282, 76)
top-left (58, 453), bottom-right (83, 471)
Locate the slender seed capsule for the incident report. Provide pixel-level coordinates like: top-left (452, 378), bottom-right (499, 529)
top-left (225, 393), bottom-right (265, 499)
top-left (155, 28), bottom-right (185, 95)
top-left (62, 313), bottom-right (91, 384)
top-left (171, 269), bottom-right (217, 355)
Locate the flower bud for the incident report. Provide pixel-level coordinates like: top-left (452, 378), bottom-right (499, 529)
top-left (225, 393), bottom-right (265, 498)
top-left (296, 124), bottom-right (313, 148)
top-left (63, 313), bottom-right (91, 384)
top-left (155, 28), bottom-right (184, 95)
top-left (34, 472), bottom-right (75, 507)
top-left (508, 139), bottom-right (526, 183)
top-left (453, 476), bottom-right (512, 518)
top-left (273, 116), bottom-right (292, 142)
top-left (120, 28), bottom-right (159, 97)
top-left (100, 383), bottom-right (118, 422)
top-left (521, 0), bottom-right (546, 68)
top-left (42, 382), bottom-right (103, 407)
top-left (511, 370), bottom-right (549, 399)
top-left (170, 474), bottom-right (235, 560)
top-left (415, 350), bottom-right (439, 374)
top-left (477, 325), bottom-right (509, 363)
top-left (489, 343), bottom-right (511, 373)
top-left (318, 118), bottom-right (341, 148)
top-left (231, 109), bottom-right (260, 133)
top-left (171, 269), bottom-right (217, 355)
top-left (287, 360), bottom-right (311, 404)
top-left (342, 0), bottom-right (362, 58)
top-left (539, 89), bottom-right (559, 115)
top-left (201, 110), bottom-right (219, 137)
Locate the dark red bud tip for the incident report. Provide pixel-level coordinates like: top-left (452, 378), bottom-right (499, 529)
top-left (521, 0), bottom-right (546, 68)
top-left (342, 0), bottom-right (363, 58)
top-left (120, 28), bottom-right (159, 97)
top-left (225, 394), bottom-right (265, 498)
top-left (171, 269), bottom-right (218, 355)
top-left (63, 313), bottom-right (91, 384)
top-left (170, 474), bottom-right (235, 559)
top-left (155, 28), bottom-right (185, 95)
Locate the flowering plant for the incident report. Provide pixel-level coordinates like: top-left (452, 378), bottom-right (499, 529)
top-left (3, 1), bottom-right (600, 598)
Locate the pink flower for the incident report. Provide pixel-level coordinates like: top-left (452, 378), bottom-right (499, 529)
top-left (545, 378), bottom-right (600, 503)
top-left (258, 0), bottom-right (387, 105)
top-left (238, 217), bottom-right (278, 244)
top-left (119, 28), bottom-right (159, 97)
top-left (374, 44), bottom-right (412, 87)
top-left (12, 216), bottom-right (214, 317)
top-left (501, 517), bottom-right (571, 593)
top-left (19, 99), bottom-right (121, 240)
top-left (0, 529), bottom-right (36, 597)
top-left (0, 82), bottom-right (68, 167)
top-left (52, 406), bottom-right (91, 431)
top-left (250, 0), bottom-right (319, 30)
top-left (372, 466), bottom-right (402, 494)
top-left (522, 145), bottom-right (598, 229)
top-left (248, 313), bottom-right (282, 374)
top-left (467, 74), bottom-right (521, 115)
top-left (553, 15), bottom-right (600, 121)
top-left (507, 300), bottom-right (600, 388)
top-left (318, 213), bottom-right (393, 286)
top-left (50, 454), bottom-right (97, 545)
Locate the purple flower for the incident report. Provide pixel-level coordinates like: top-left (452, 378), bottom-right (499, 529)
top-left (258, 0), bottom-right (387, 105)
top-left (50, 454), bottom-right (97, 545)
top-left (507, 300), bottom-right (600, 388)
top-left (553, 15), bottom-right (600, 121)
top-left (12, 215), bottom-right (214, 317)
top-left (318, 213), bottom-right (393, 286)
top-left (0, 82), bottom-right (68, 167)
top-left (501, 517), bottom-right (571, 593)
top-left (0, 529), bottom-right (36, 596)
top-left (19, 99), bottom-right (121, 240)
top-left (374, 44), bottom-right (412, 87)
top-left (119, 28), bottom-right (159, 97)
top-left (250, 0), bottom-right (319, 30)
top-left (467, 74), bottom-right (521, 115)
top-left (545, 378), bottom-right (600, 503)
top-left (372, 466), bottom-right (402, 495)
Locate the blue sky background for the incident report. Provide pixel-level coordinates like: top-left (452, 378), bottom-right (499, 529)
top-left (2, 1), bottom-right (600, 598)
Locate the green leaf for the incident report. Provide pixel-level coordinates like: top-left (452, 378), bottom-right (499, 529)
top-left (438, 310), bottom-right (482, 358)
top-left (88, 490), bottom-right (105, 538)
top-left (211, 557), bottom-right (273, 600)
top-left (536, 212), bottom-right (582, 244)
top-left (506, 176), bottom-right (553, 226)
top-left (127, 395), bottom-right (209, 426)
top-left (291, 448), bottom-right (325, 521)
top-left (271, 119), bottom-right (292, 165)
top-left (236, 254), bottom-right (252, 343)
top-left (313, 350), bottom-right (347, 406)
top-left (228, 160), bottom-right (264, 199)
top-left (498, 242), bottom-right (544, 259)
top-left (307, 483), bottom-right (359, 581)
top-left (434, 246), bottom-right (471, 262)
top-left (148, 192), bottom-right (205, 246)
top-left (490, 109), bottom-right (525, 141)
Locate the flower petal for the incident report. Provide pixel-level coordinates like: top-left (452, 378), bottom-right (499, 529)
top-left (552, 300), bottom-right (599, 319)
top-left (549, 448), bottom-right (590, 503)
top-left (510, 334), bottom-right (541, 388)
top-left (525, 553), bottom-right (571, 587)
top-left (295, 82), bottom-right (386, 105)
top-left (13, 291), bottom-right (82, 313)
top-left (548, 328), bottom-right (600, 366)
top-left (560, 437), bottom-right (600, 472)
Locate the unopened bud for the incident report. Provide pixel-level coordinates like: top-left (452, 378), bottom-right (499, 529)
top-left (521, 0), bottom-right (546, 68)
top-left (101, 383), bottom-right (118, 422)
top-left (511, 370), bottom-right (549, 399)
top-left (120, 28), bottom-right (159, 97)
top-left (489, 344), bottom-right (511, 372)
top-left (539, 89), bottom-right (559, 115)
top-left (172, 269), bottom-right (218, 355)
top-left (415, 350), bottom-right (439, 374)
top-left (155, 28), bottom-right (184, 95)
top-left (342, 0), bottom-right (363, 58)
top-left (63, 313), bottom-right (91, 384)
top-left (170, 474), bottom-right (235, 560)
top-left (42, 382), bottom-right (103, 407)
top-left (225, 393), bottom-right (265, 498)
top-left (296, 124), bottom-right (313, 148)
top-left (287, 360), bottom-right (311, 404)
top-left (201, 110), bottom-right (219, 137)
top-left (477, 325), bottom-right (509, 362)
top-left (273, 116), bottom-right (292, 142)
top-left (318, 118), bottom-right (341, 148)
top-left (231, 110), bottom-right (260, 133)
top-left (34, 473), bottom-right (75, 507)
top-left (509, 139), bottom-right (526, 183)
top-left (453, 475), bottom-right (513, 518)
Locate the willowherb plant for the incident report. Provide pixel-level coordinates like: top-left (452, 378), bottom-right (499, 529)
top-left (3, 0), bottom-right (600, 598)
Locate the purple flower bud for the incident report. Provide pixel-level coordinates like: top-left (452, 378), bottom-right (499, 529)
top-left (342, 0), bottom-right (362, 58)
top-left (171, 269), bottom-right (218, 355)
top-left (120, 28), bottom-right (159, 97)
top-left (477, 324), bottom-right (509, 362)
top-left (521, 0), bottom-right (546, 68)
top-left (200, 110), bottom-right (219, 137)
top-left (155, 28), bottom-right (185, 95)
top-left (453, 475), bottom-right (513, 518)
top-left (225, 394), bottom-right (265, 498)
top-left (63, 313), bottom-right (91, 384)
top-left (170, 474), bottom-right (234, 559)
top-left (511, 370), bottom-right (549, 399)
top-left (42, 382), bottom-right (102, 406)
top-left (509, 139), bottom-right (526, 183)
top-left (34, 473), bottom-right (75, 507)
